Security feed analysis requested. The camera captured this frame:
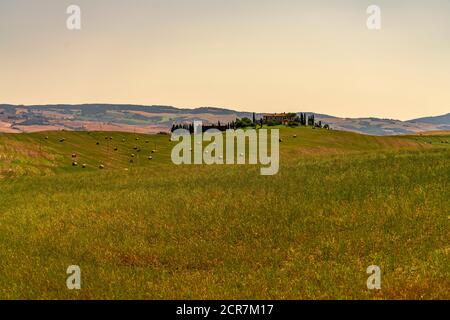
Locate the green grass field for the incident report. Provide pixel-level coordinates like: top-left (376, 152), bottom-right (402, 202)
top-left (0, 127), bottom-right (448, 299)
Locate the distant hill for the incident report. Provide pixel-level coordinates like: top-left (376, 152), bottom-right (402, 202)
top-left (0, 104), bottom-right (448, 136)
top-left (309, 113), bottom-right (450, 136)
top-left (0, 104), bottom-right (252, 134)
top-left (407, 113), bottom-right (450, 125)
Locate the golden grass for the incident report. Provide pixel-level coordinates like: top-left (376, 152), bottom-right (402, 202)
top-left (0, 128), bottom-right (448, 299)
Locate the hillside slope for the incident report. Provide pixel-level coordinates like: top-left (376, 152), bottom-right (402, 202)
top-left (1, 127), bottom-right (446, 177)
top-left (0, 128), bottom-right (448, 299)
top-left (408, 113), bottom-right (450, 125)
top-left (1, 104), bottom-right (449, 136)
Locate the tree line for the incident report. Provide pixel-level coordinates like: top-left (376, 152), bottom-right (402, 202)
top-left (171, 112), bottom-right (330, 133)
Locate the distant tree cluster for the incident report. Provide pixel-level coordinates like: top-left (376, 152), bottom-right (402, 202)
top-left (287, 113), bottom-right (329, 129)
top-left (171, 121), bottom-right (239, 133)
top-left (171, 123), bottom-right (195, 133)
top-left (171, 112), bottom-right (330, 133)
top-left (171, 113), bottom-right (260, 133)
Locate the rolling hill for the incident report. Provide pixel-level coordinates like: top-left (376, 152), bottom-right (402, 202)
top-left (0, 127), bottom-right (449, 299)
top-left (1, 104), bottom-right (449, 136)
top-left (407, 113), bottom-right (450, 125)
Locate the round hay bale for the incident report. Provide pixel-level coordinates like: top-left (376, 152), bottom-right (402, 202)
top-left (293, 135), bottom-right (297, 138)
top-left (131, 153), bottom-right (135, 157)
top-left (82, 164), bottom-right (87, 168)
top-left (133, 146), bottom-right (138, 150)
top-left (279, 138), bottom-right (283, 142)
top-left (148, 156), bottom-right (153, 160)
top-left (45, 136), bottom-right (49, 140)
top-left (99, 164), bottom-right (105, 169)
top-left (135, 137), bottom-right (140, 141)
top-left (114, 147), bottom-right (118, 151)
top-left (145, 140), bottom-right (149, 144)
top-left (60, 138), bottom-right (65, 143)
top-left (96, 142), bottom-right (100, 145)
top-left (129, 159), bottom-right (134, 163)
top-left (72, 153), bottom-right (77, 158)
top-left (151, 150), bottom-right (156, 153)
top-left (72, 161), bottom-right (78, 167)
top-left (137, 149), bottom-right (141, 152)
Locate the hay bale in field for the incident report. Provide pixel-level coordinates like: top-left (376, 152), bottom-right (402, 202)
top-left (293, 135), bottom-right (297, 138)
top-left (135, 137), bottom-right (140, 141)
top-left (133, 146), bottom-right (138, 150)
top-left (131, 153), bottom-right (135, 158)
top-left (148, 156), bottom-right (153, 160)
top-left (60, 138), bottom-right (65, 142)
top-left (82, 164), bottom-right (87, 168)
top-left (72, 161), bottom-right (78, 167)
top-left (129, 159), bottom-right (134, 163)
top-left (145, 140), bottom-right (149, 144)
top-left (114, 147), bottom-right (118, 151)
top-left (45, 136), bottom-right (49, 140)
top-left (99, 164), bottom-right (105, 169)
top-left (151, 150), bottom-right (156, 153)
top-left (279, 138), bottom-right (283, 142)
top-left (137, 149), bottom-right (141, 152)
top-left (72, 153), bottom-right (77, 158)
top-left (96, 142), bottom-right (100, 145)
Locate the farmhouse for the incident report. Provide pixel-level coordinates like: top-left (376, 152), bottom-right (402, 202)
top-left (263, 113), bottom-right (290, 125)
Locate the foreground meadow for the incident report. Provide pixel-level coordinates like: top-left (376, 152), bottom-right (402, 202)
top-left (0, 128), bottom-right (448, 299)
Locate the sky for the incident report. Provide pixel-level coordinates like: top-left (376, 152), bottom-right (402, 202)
top-left (1, 0), bottom-right (449, 120)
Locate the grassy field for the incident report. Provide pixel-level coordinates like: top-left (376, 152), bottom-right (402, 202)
top-left (0, 127), bottom-right (448, 299)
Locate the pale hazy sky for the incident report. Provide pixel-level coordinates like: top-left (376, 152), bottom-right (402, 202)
top-left (1, 0), bottom-right (449, 120)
